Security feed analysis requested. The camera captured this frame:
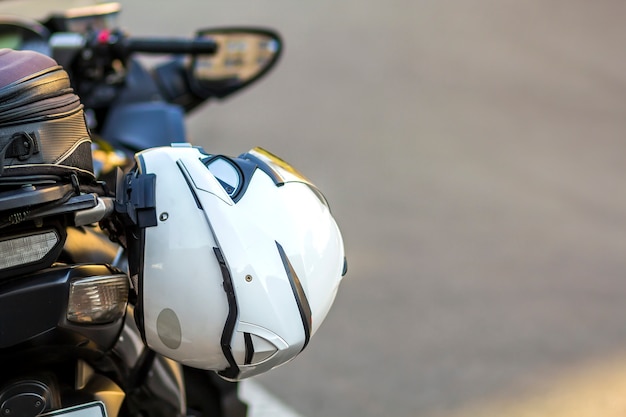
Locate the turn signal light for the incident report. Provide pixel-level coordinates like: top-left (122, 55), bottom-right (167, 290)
top-left (67, 275), bottom-right (129, 324)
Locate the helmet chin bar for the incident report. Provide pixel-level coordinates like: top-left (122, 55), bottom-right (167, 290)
top-left (216, 241), bottom-right (313, 381)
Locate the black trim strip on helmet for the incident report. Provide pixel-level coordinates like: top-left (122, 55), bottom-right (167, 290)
top-left (239, 152), bottom-right (284, 186)
top-left (244, 332), bottom-right (254, 365)
top-left (134, 227), bottom-right (148, 345)
top-left (214, 247), bottom-right (241, 380)
top-left (275, 241), bottom-right (312, 351)
top-left (176, 160), bottom-right (203, 210)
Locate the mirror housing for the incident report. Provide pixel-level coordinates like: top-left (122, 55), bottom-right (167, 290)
top-left (44, 2), bottom-right (121, 33)
top-left (188, 27), bottom-right (282, 99)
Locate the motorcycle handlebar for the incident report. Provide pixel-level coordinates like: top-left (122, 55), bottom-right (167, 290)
top-left (50, 31), bottom-right (218, 70)
top-left (116, 37), bottom-right (218, 55)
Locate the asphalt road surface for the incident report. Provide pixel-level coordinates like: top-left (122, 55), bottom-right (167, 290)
top-left (5, 1), bottom-right (626, 416)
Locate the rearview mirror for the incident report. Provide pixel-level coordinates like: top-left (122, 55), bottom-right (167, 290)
top-left (189, 28), bottom-right (282, 99)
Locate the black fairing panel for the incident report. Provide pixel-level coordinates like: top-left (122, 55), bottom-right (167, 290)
top-left (63, 226), bottom-right (119, 265)
top-left (0, 264), bottom-right (126, 352)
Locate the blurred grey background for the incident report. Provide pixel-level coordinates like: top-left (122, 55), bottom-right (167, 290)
top-left (5, 1), bottom-right (626, 416)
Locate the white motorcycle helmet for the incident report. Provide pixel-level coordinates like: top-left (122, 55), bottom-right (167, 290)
top-left (127, 144), bottom-right (346, 380)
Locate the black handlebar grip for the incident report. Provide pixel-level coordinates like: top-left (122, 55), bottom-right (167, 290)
top-left (116, 37), bottom-right (218, 55)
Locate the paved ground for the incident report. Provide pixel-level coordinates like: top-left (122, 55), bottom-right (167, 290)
top-left (118, 2), bottom-right (626, 417)
top-left (5, 1), bottom-right (626, 416)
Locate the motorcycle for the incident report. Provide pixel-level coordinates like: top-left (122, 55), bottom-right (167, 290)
top-left (0, 3), bottom-right (302, 417)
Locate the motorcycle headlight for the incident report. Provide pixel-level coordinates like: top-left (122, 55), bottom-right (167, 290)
top-left (67, 275), bottom-right (129, 324)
